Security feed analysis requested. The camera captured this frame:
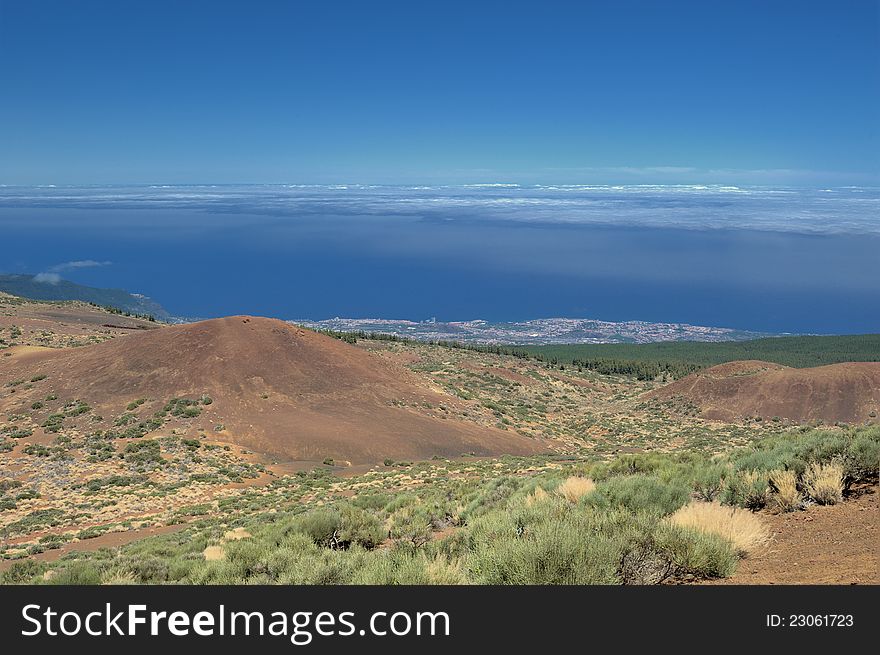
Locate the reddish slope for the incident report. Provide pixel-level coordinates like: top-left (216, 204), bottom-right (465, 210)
top-left (647, 360), bottom-right (880, 424)
top-left (0, 316), bottom-right (545, 463)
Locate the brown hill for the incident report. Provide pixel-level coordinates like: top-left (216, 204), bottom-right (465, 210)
top-left (647, 360), bottom-right (880, 424)
top-left (0, 316), bottom-right (545, 464)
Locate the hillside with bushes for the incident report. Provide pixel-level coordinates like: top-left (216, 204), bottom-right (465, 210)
top-left (4, 426), bottom-right (876, 585)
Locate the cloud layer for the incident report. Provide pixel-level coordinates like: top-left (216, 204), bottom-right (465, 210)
top-left (48, 259), bottom-right (113, 272)
top-left (1, 184), bottom-right (878, 236)
top-left (33, 260), bottom-right (113, 284)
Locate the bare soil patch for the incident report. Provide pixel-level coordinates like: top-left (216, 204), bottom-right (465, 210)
top-left (706, 485), bottom-right (879, 585)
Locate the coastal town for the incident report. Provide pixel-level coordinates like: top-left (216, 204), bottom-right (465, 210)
top-left (293, 316), bottom-right (770, 345)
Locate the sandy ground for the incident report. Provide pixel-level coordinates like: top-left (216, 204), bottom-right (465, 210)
top-left (707, 484), bottom-right (878, 585)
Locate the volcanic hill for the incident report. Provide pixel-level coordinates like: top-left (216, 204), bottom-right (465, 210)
top-left (0, 316), bottom-right (545, 464)
top-left (648, 360), bottom-right (880, 424)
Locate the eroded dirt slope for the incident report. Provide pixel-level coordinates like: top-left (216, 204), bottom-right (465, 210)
top-left (1, 315), bottom-right (545, 464)
top-left (648, 360), bottom-right (880, 424)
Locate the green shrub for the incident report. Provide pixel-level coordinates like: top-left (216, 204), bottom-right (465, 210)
top-left (123, 439), bottom-right (163, 465)
top-left (461, 476), bottom-right (526, 520)
top-left (164, 398), bottom-right (202, 418)
top-left (591, 453), bottom-right (669, 480)
top-left (463, 498), bottom-right (714, 585)
top-left (353, 550), bottom-right (466, 585)
top-left (351, 493), bottom-right (392, 512)
top-left (0, 559), bottom-right (47, 584)
top-left (50, 562), bottom-right (102, 585)
top-left (292, 504), bottom-right (384, 550)
top-left (41, 413), bottom-right (65, 432)
top-left (22, 443), bottom-right (50, 457)
top-left (586, 475), bottom-right (690, 516)
top-left (654, 523), bottom-right (737, 579)
top-left (732, 447), bottom-right (805, 476)
top-left (389, 506), bottom-right (433, 547)
top-left (692, 464), bottom-right (727, 501)
top-left (189, 534), bottom-right (359, 585)
top-left (4, 508), bottom-right (65, 534)
top-left (383, 493), bottom-right (418, 515)
top-left (63, 400), bottom-right (91, 417)
top-left (843, 433), bottom-right (879, 483)
top-left (115, 413), bottom-right (137, 426)
top-left (77, 525), bottom-right (109, 540)
top-left (84, 433), bottom-right (116, 461)
top-left (124, 556), bottom-right (174, 583)
top-left (730, 429), bottom-right (852, 477)
top-left (466, 502), bottom-right (621, 584)
top-left (721, 470), bottom-right (769, 510)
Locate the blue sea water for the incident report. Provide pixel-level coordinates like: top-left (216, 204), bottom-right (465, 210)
top-left (0, 184), bottom-right (878, 334)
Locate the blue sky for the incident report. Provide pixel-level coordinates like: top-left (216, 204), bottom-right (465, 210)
top-left (1, 0), bottom-right (878, 185)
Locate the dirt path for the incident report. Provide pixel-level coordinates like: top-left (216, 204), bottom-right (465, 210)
top-left (0, 523), bottom-right (189, 573)
top-left (709, 485), bottom-right (878, 585)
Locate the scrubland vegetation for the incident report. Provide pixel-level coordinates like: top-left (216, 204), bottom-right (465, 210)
top-left (3, 425), bottom-right (875, 585)
top-left (1, 303), bottom-right (876, 585)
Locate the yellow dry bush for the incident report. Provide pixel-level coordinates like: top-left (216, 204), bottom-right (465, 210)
top-left (101, 569), bottom-right (138, 585)
top-left (669, 501), bottom-right (770, 557)
top-left (425, 555), bottom-right (467, 585)
top-left (555, 477), bottom-right (596, 503)
top-left (769, 469), bottom-right (802, 513)
top-left (803, 461), bottom-right (844, 505)
top-left (223, 527), bottom-right (252, 541)
top-left (525, 485), bottom-right (550, 506)
top-left (203, 545), bottom-right (225, 561)
top-left (741, 470), bottom-right (770, 509)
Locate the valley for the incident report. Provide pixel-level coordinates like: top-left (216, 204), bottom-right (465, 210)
top-left (0, 293), bottom-right (877, 584)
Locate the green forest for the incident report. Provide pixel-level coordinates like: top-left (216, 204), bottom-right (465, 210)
top-left (522, 334), bottom-right (880, 380)
top-left (316, 329), bottom-right (880, 381)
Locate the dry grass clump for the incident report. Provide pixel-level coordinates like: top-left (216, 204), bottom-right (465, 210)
top-left (556, 477), bottom-right (596, 503)
top-left (101, 569), bottom-right (138, 585)
top-left (224, 527), bottom-right (252, 541)
top-left (203, 545), bottom-right (225, 561)
top-left (769, 469), bottom-right (803, 513)
top-left (425, 555), bottom-right (467, 585)
top-left (525, 485), bottom-right (549, 506)
top-left (669, 501), bottom-right (770, 557)
top-left (803, 461), bottom-right (844, 505)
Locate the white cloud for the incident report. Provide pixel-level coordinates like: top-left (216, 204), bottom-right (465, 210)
top-left (48, 259), bottom-right (112, 272)
top-left (33, 259), bottom-right (112, 285)
top-left (33, 272), bottom-right (61, 284)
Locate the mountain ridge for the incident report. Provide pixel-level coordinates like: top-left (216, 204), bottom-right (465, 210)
top-left (0, 274), bottom-right (170, 320)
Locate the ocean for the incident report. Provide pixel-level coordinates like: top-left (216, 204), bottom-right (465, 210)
top-left (1, 184), bottom-right (878, 333)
